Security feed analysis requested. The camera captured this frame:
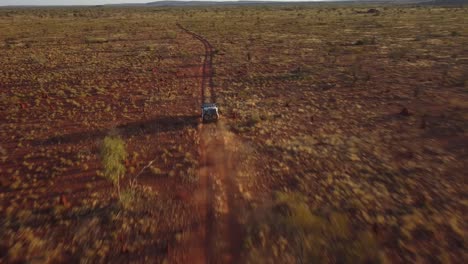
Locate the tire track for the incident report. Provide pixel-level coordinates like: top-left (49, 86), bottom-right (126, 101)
top-left (177, 23), bottom-right (242, 263)
top-left (176, 23), bottom-right (216, 104)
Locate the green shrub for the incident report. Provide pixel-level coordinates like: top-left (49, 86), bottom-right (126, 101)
top-left (100, 135), bottom-right (127, 195)
top-left (119, 187), bottom-right (137, 209)
top-left (164, 31), bottom-right (177, 40)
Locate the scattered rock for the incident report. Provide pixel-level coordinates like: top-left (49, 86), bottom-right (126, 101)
top-left (60, 195), bottom-right (71, 208)
top-left (413, 87), bottom-right (420, 97)
top-left (291, 66), bottom-right (301, 74)
top-left (399, 151), bottom-right (414, 160)
top-left (0, 146), bottom-right (6, 156)
top-left (174, 232), bottom-right (183, 242)
top-left (121, 243), bottom-right (129, 253)
top-left (353, 40), bottom-right (364, 46)
top-left (273, 113), bottom-right (282, 119)
top-left (420, 116), bottom-right (427, 129)
top-left (320, 83), bottom-right (335, 90)
top-left (399, 107), bottom-right (411, 116)
top-left (175, 190), bottom-right (190, 201)
top-left (350, 153), bottom-right (361, 161)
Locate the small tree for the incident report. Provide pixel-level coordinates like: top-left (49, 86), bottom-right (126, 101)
top-left (101, 136), bottom-right (127, 196)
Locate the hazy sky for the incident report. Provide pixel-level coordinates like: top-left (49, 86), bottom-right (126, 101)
top-left (1, 0), bottom-right (321, 6)
top-left (1, 0), bottom-right (147, 5)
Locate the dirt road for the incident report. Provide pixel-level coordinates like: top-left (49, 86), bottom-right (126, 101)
top-left (176, 23), bottom-right (216, 104)
top-left (175, 24), bottom-right (242, 264)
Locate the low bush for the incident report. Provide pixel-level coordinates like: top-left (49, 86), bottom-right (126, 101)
top-left (100, 135), bottom-right (127, 195)
top-left (353, 37), bottom-right (376, 45)
top-left (85, 36), bottom-right (108, 44)
top-left (388, 47), bottom-right (408, 61)
top-left (244, 192), bottom-right (381, 263)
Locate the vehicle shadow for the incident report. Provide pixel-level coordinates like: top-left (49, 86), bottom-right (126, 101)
top-left (33, 115), bottom-right (199, 146)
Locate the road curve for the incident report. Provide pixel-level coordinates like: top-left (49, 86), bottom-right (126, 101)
top-left (176, 23), bottom-right (216, 104)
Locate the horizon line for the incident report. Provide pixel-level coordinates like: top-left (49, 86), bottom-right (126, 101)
top-left (1, 0), bottom-right (400, 8)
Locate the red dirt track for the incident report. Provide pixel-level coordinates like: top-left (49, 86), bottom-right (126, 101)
top-left (175, 23), bottom-right (242, 264)
top-left (177, 23), bottom-right (216, 105)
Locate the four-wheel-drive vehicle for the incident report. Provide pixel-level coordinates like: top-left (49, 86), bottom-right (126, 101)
top-left (201, 103), bottom-right (219, 123)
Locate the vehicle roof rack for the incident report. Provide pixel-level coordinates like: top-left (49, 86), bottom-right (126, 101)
top-left (202, 103), bottom-right (217, 108)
